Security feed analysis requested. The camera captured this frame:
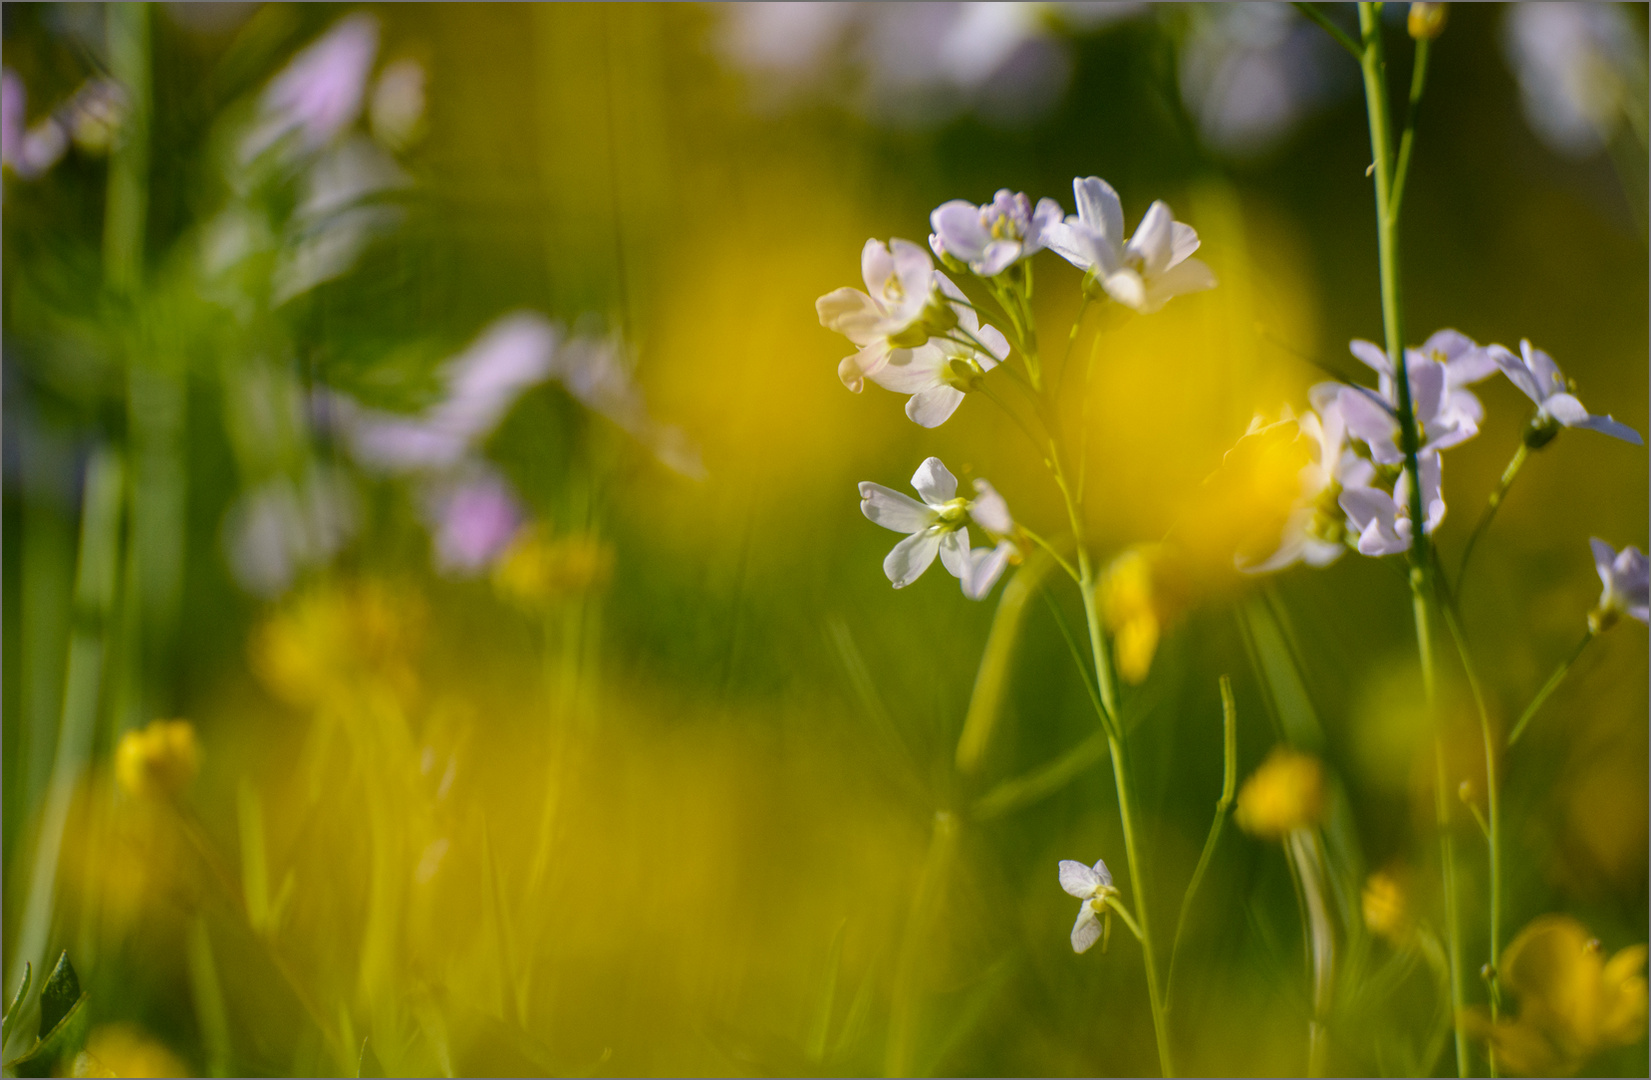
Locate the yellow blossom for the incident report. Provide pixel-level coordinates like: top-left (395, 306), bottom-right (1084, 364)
top-left (1235, 746), bottom-right (1325, 839)
top-left (1099, 545), bottom-right (1166, 684)
top-left (1408, 2), bottom-right (1448, 40)
top-left (250, 579), bottom-right (424, 710)
top-left (70, 1023), bottom-right (189, 1077)
top-left (491, 524), bottom-right (614, 610)
top-left (1462, 914), bottom-right (1649, 1075)
top-left (114, 719), bottom-right (201, 800)
top-left (1362, 869), bottom-right (1411, 944)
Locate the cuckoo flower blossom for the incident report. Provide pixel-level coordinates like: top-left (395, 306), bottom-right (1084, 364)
top-left (819, 238), bottom-right (954, 393)
top-left (928, 188), bottom-right (1062, 276)
top-left (1045, 176), bottom-right (1216, 313)
top-left (1590, 539), bottom-right (1649, 629)
top-left (1058, 858), bottom-right (1119, 954)
top-left (862, 275), bottom-right (1008, 427)
top-left (1491, 338), bottom-right (1643, 446)
top-left (1339, 450), bottom-right (1444, 557)
top-left (243, 14), bottom-right (380, 162)
top-left (858, 458), bottom-right (1017, 599)
top-left (1334, 330), bottom-right (1497, 464)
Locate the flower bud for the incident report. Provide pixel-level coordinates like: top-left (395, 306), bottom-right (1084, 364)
top-left (1362, 871), bottom-right (1411, 944)
top-left (116, 719), bottom-right (201, 800)
top-left (1408, 3), bottom-right (1448, 40)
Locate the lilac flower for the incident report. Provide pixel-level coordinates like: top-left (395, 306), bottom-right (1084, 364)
top-left (1489, 339), bottom-right (1642, 446)
top-left (1058, 858), bottom-right (1118, 954)
top-left (1339, 450), bottom-right (1444, 557)
top-left (1, 69), bottom-right (69, 180)
top-left (928, 189), bottom-right (1063, 276)
top-left (1332, 330), bottom-right (1498, 465)
top-left (1045, 176), bottom-right (1216, 313)
top-left (1242, 395), bottom-right (1355, 573)
top-left (1590, 539), bottom-right (1649, 628)
top-left (1502, 3), bottom-right (1643, 158)
top-left (858, 457), bottom-right (1016, 598)
top-left (818, 238), bottom-right (949, 393)
top-left (861, 275), bottom-right (1008, 427)
top-left (242, 14), bottom-right (380, 162)
top-left (425, 470), bottom-right (523, 574)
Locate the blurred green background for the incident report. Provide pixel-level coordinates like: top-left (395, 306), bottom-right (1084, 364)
top-left (2, 3), bottom-right (1646, 1076)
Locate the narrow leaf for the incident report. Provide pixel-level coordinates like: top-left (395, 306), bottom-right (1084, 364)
top-left (2, 963), bottom-right (31, 1045)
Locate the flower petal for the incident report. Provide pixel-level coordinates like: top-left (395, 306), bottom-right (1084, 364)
top-left (1572, 413), bottom-right (1645, 444)
top-left (962, 542), bottom-right (1014, 599)
top-left (969, 479), bottom-right (1014, 536)
top-left (1073, 176), bottom-right (1125, 246)
top-left (861, 238), bottom-right (894, 294)
top-left (1127, 200), bottom-right (1174, 276)
top-left (1489, 343), bottom-right (1543, 404)
top-left (1071, 904), bottom-right (1103, 954)
top-left (911, 457), bottom-right (959, 505)
top-left (1349, 339), bottom-right (1392, 377)
top-left (1090, 858), bottom-right (1113, 888)
top-left (1140, 257), bottom-right (1217, 312)
top-left (938, 528), bottom-right (971, 583)
top-left (872, 344), bottom-right (947, 394)
top-left (1592, 537), bottom-right (1618, 590)
top-left (931, 200), bottom-right (990, 261)
top-left (859, 482), bottom-right (932, 533)
top-left (883, 529), bottom-right (940, 588)
top-left (1059, 859), bottom-right (1100, 897)
top-left (906, 384), bottom-right (966, 428)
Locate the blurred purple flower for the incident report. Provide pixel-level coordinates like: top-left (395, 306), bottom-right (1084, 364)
top-left (1590, 538), bottom-right (1650, 626)
top-left (1, 68), bottom-right (70, 180)
top-left (929, 188), bottom-right (1063, 275)
top-left (425, 470), bottom-right (523, 574)
top-left (1503, 3), bottom-right (1645, 158)
top-left (243, 13), bottom-right (380, 162)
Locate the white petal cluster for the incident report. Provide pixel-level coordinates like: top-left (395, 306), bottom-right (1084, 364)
top-left (1046, 176), bottom-right (1217, 313)
top-left (1058, 858), bottom-right (1118, 954)
top-left (929, 189), bottom-right (1063, 276)
top-left (859, 457), bottom-right (1018, 600)
top-left (1591, 538), bottom-right (1650, 627)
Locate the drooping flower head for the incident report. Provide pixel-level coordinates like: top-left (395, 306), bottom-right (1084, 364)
top-left (1045, 176), bottom-right (1216, 313)
top-left (1491, 338), bottom-right (1643, 448)
top-left (858, 457), bottom-right (1018, 599)
top-left (1058, 858), bottom-right (1118, 954)
top-left (928, 188), bottom-right (1063, 276)
top-left (859, 274), bottom-right (1008, 427)
top-left (819, 238), bottom-right (958, 393)
top-left (1589, 538), bottom-right (1649, 631)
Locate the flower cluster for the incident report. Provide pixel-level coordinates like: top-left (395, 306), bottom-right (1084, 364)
top-left (1247, 330), bottom-right (1642, 570)
top-left (820, 177), bottom-right (1217, 600)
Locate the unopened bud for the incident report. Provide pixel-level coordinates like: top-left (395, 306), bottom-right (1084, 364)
top-left (1457, 779), bottom-right (1477, 806)
top-left (1523, 413), bottom-right (1561, 450)
top-left (1408, 3), bottom-right (1448, 40)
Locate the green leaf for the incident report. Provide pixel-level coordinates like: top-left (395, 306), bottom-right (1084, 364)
top-left (2, 962), bottom-right (32, 1046)
top-left (37, 953), bottom-right (79, 1041)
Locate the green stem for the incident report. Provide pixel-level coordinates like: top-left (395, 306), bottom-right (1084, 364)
top-left (1104, 894), bottom-right (1144, 943)
top-left (1390, 36), bottom-right (1432, 223)
top-left (1293, 2), bottom-right (1362, 59)
top-left (1456, 443), bottom-right (1528, 589)
top-left (1165, 676), bottom-right (1238, 1011)
top-left (1506, 629), bottom-right (1596, 746)
top-left (1358, 6), bottom-right (1466, 1070)
top-left (1107, 732), bottom-right (1175, 1077)
top-left (885, 810), bottom-right (957, 1079)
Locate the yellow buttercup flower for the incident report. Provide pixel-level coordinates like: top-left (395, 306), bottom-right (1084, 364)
top-left (492, 524), bottom-right (614, 610)
top-left (1462, 914), bottom-right (1648, 1076)
top-left (250, 579), bottom-right (424, 710)
top-left (70, 1023), bottom-right (189, 1077)
top-left (1234, 746), bottom-right (1325, 839)
top-left (1100, 545), bottom-right (1164, 685)
top-left (1362, 869), bottom-right (1411, 945)
top-left (115, 719), bottom-right (201, 800)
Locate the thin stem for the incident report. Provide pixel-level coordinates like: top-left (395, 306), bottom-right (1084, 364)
top-left (1507, 629), bottom-right (1596, 746)
top-left (1293, 2), bottom-right (1363, 60)
top-left (1390, 36), bottom-right (1432, 222)
top-left (1108, 732), bottom-right (1175, 1077)
top-left (1165, 676), bottom-right (1238, 1011)
top-left (1433, 738), bottom-right (1470, 1078)
top-left (1456, 443), bottom-right (1528, 588)
top-left (1019, 525), bottom-right (1082, 585)
top-left (1105, 894), bottom-right (1144, 943)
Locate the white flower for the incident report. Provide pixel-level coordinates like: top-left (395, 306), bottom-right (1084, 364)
top-left (1045, 176), bottom-right (1216, 313)
top-left (1502, 2), bottom-right (1642, 158)
top-left (858, 458), bottom-right (1017, 599)
top-left (1241, 394), bottom-right (1355, 573)
top-left (1338, 450), bottom-right (1444, 558)
top-left (862, 275), bottom-right (1009, 427)
top-left (1590, 538), bottom-right (1650, 628)
top-left (1490, 338), bottom-right (1643, 446)
top-left (819, 238), bottom-right (953, 393)
top-left (1331, 330), bottom-right (1498, 465)
top-left (928, 188), bottom-right (1063, 276)
top-left (1058, 858), bottom-right (1118, 954)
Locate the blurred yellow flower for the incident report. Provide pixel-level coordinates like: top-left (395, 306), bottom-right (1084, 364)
top-left (1099, 544), bottom-right (1168, 684)
top-left (1362, 869), bottom-right (1411, 945)
top-left (115, 719), bottom-right (201, 800)
top-left (69, 1023), bottom-right (189, 1077)
top-left (250, 579), bottom-right (424, 710)
top-left (1462, 914), bottom-right (1649, 1076)
top-left (1235, 746), bottom-right (1325, 839)
top-left (491, 524), bottom-right (614, 610)
top-left (1408, 2), bottom-right (1448, 40)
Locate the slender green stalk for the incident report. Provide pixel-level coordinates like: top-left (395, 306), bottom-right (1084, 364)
top-left (1355, 6), bottom-right (1467, 1071)
top-left (1456, 443), bottom-right (1529, 589)
top-left (1292, 3), bottom-right (1362, 59)
top-left (1165, 677), bottom-right (1238, 1010)
top-left (1507, 629), bottom-right (1596, 746)
top-left (885, 811), bottom-right (957, 1078)
top-left (1107, 731), bottom-right (1175, 1077)
top-left (1390, 37), bottom-right (1432, 223)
